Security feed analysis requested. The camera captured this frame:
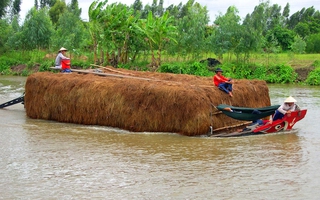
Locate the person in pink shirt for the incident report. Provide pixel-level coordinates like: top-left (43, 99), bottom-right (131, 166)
top-left (213, 68), bottom-right (234, 97)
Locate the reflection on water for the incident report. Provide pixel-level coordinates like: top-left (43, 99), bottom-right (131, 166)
top-left (1, 77), bottom-right (320, 199)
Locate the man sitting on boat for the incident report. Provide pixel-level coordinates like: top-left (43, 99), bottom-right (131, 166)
top-left (272, 96), bottom-right (300, 121)
top-left (213, 68), bottom-right (234, 97)
top-left (54, 47), bottom-right (71, 73)
top-left (215, 101), bottom-right (306, 136)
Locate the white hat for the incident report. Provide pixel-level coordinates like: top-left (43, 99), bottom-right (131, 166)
top-left (59, 47), bottom-right (67, 52)
top-left (284, 96), bottom-right (297, 103)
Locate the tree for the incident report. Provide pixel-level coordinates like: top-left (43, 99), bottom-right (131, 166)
top-left (282, 3), bottom-right (290, 21)
top-left (136, 11), bottom-right (177, 69)
top-left (150, 0), bottom-right (163, 17)
top-left (49, 0), bottom-right (67, 26)
top-left (271, 26), bottom-right (295, 51)
top-left (234, 24), bottom-right (260, 62)
top-left (157, 0), bottom-right (164, 16)
top-left (5, 16), bottom-right (22, 50)
top-left (165, 3), bottom-right (182, 19)
top-left (100, 3), bottom-right (139, 66)
top-left (287, 6), bottom-right (318, 31)
top-left (290, 35), bottom-right (306, 53)
top-left (263, 32), bottom-right (280, 66)
top-left (211, 6), bottom-right (241, 60)
top-left (243, 1), bottom-right (270, 36)
top-left (0, 19), bottom-right (11, 51)
top-left (51, 9), bottom-right (88, 53)
top-left (12, 0), bottom-right (21, 15)
top-left (132, 0), bottom-right (143, 14)
top-left (20, 7), bottom-right (54, 50)
top-left (266, 4), bottom-right (282, 30)
top-left (294, 22), bottom-right (310, 38)
top-left (0, 0), bottom-right (11, 18)
top-left (7, 0), bottom-right (21, 22)
top-left (88, 0), bottom-right (108, 64)
top-left (34, 0), bottom-right (38, 9)
top-left (306, 33), bottom-right (320, 53)
top-left (69, 0), bottom-right (81, 18)
top-left (174, 1), bottom-right (209, 59)
top-left (88, 0), bottom-right (142, 66)
top-left (40, 0), bottom-right (55, 8)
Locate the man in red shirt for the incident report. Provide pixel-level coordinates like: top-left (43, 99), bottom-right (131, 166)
top-left (213, 68), bottom-right (234, 97)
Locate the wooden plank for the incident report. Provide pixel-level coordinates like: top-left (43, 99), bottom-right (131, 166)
top-left (213, 130), bottom-right (253, 137)
top-left (49, 67), bottom-right (217, 89)
top-left (90, 64), bottom-right (134, 76)
top-left (212, 121), bottom-right (251, 132)
top-left (50, 67), bottom-right (154, 81)
top-left (71, 68), bottom-right (155, 81)
top-left (50, 67), bottom-right (61, 70)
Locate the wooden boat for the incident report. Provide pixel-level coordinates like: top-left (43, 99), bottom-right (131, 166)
top-left (213, 104), bottom-right (307, 137)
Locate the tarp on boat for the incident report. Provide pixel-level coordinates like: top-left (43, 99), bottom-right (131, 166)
top-left (216, 104), bottom-right (280, 121)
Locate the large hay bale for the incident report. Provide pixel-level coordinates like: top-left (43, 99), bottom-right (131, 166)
top-left (24, 71), bottom-right (271, 136)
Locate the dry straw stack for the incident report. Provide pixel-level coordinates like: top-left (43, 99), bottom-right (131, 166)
top-left (24, 70), bottom-right (271, 136)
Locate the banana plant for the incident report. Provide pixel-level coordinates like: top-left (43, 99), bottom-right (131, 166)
top-left (88, 0), bottom-right (108, 64)
top-left (135, 11), bottom-right (177, 70)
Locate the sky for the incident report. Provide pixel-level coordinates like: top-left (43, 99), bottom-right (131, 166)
top-left (20, 0), bottom-right (319, 23)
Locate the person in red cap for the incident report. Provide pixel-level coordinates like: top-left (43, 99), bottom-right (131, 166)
top-left (213, 68), bottom-right (234, 97)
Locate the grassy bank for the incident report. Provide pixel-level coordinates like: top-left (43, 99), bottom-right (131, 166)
top-left (1, 50), bottom-right (320, 85)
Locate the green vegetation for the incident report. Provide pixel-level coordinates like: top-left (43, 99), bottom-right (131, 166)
top-left (306, 61), bottom-right (320, 85)
top-left (1, 0), bottom-right (320, 85)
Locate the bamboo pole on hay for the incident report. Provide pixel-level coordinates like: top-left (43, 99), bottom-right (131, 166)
top-left (24, 71), bottom-right (271, 136)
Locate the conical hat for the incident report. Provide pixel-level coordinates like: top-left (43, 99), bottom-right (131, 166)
top-left (59, 47), bottom-right (67, 52)
top-left (284, 96), bottom-right (297, 103)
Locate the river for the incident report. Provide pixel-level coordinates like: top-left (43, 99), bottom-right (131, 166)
top-left (1, 76), bottom-right (320, 199)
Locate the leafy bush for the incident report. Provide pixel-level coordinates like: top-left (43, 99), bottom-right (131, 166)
top-left (218, 62), bottom-right (296, 83)
top-left (313, 60), bottom-right (320, 67)
top-left (306, 33), bottom-right (320, 53)
top-left (21, 69), bottom-right (31, 76)
top-left (39, 61), bottom-right (54, 72)
top-left (159, 62), bottom-right (213, 76)
top-left (265, 64), bottom-right (297, 83)
top-left (232, 63), bottom-right (253, 79)
top-left (184, 62), bottom-right (213, 76)
top-left (70, 60), bottom-right (91, 69)
top-left (251, 65), bottom-right (268, 80)
top-left (118, 61), bottom-right (150, 71)
top-left (305, 67), bottom-right (320, 85)
top-left (0, 56), bottom-right (19, 73)
top-left (158, 62), bottom-right (183, 74)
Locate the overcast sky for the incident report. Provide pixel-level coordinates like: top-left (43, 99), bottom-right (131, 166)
top-left (20, 0), bottom-right (319, 23)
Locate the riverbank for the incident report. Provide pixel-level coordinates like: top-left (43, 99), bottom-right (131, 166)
top-left (8, 63), bottom-right (317, 84)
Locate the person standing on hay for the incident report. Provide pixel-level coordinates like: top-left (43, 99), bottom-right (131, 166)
top-left (54, 47), bottom-right (71, 73)
top-left (213, 67), bottom-right (234, 97)
top-left (272, 96), bottom-right (300, 121)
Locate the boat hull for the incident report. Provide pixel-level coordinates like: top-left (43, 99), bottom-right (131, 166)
top-left (212, 109), bottom-right (307, 137)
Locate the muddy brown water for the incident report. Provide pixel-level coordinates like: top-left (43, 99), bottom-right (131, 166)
top-left (1, 76), bottom-right (320, 199)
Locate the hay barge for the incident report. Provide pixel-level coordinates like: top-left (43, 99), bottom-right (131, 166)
top-left (23, 67), bottom-right (272, 136)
